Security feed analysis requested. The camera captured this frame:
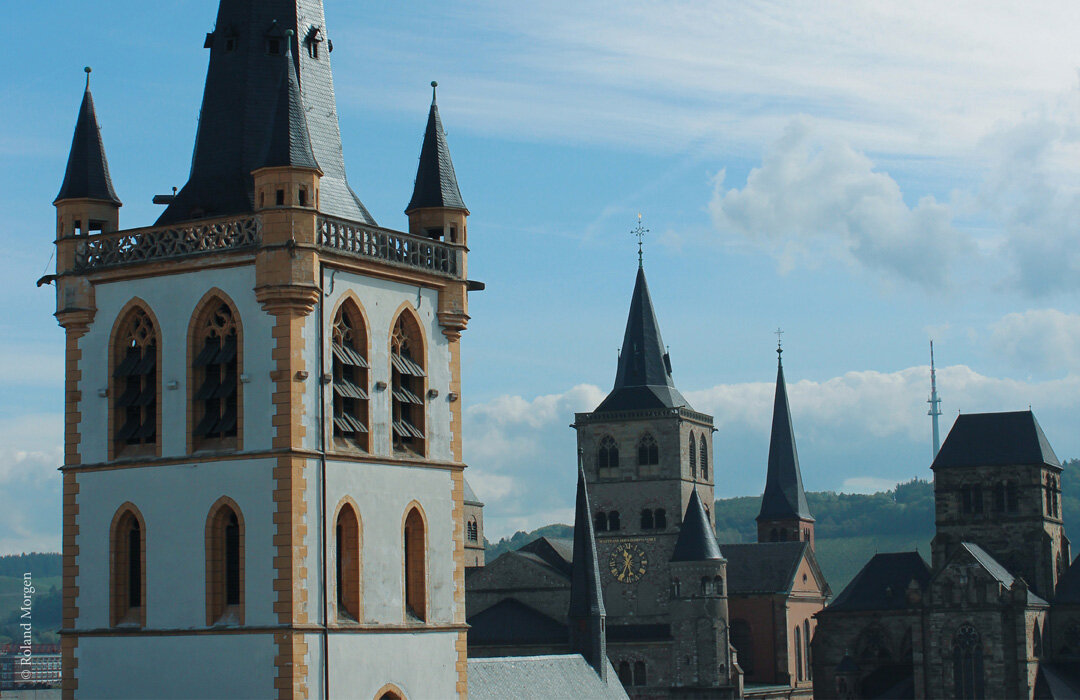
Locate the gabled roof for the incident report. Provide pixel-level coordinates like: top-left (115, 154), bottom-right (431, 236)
top-left (463, 477), bottom-right (483, 506)
top-left (158, 0), bottom-right (374, 225)
top-left (723, 541), bottom-right (827, 595)
top-left (468, 654), bottom-right (627, 700)
top-left (954, 542), bottom-right (1048, 606)
top-left (826, 551), bottom-right (930, 612)
top-left (406, 83), bottom-right (467, 213)
top-left (55, 76), bottom-right (121, 205)
top-left (568, 460), bottom-right (605, 618)
top-left (757, 355), bottom-right (813, 522)
top-left (520, 537), bottom-right (573, 577)
top-left (594, 266), bottom-right (690, 413)
top-left (259, 40), bottom-right (319, 171)
top-left (467, 598), bottom-right (567, 647)
top-left (671, 489), bottom-right (723, 562)
top-left (931, 410), bottom-right (1060, 470)
top-left (1054, 553), bottom-right (1080, 604)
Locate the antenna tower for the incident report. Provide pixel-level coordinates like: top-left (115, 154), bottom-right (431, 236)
top-left (928, 340), bottom-right (942, 458)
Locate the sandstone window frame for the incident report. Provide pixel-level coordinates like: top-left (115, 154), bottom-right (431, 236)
top-left (109, 503), bottom-right (146, 628)
top-left (403, 503), bottom-right (428, 622)
top-left (205, 497), bottom-right (245, 626)
top-left (334, 499), bottom-right (363, 623)
top-left (110, 301), bottom-right (161, 459)
top-left (188, 292), bottom-right (242, 453)
top-left (330, 297), bottom-right (371, 452)
top-left (390, 308), bottom-right (427, 457)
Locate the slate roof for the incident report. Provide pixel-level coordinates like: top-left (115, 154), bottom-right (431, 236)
top-left (593, 266), bottom-right (691, 413)
top-left (568, 460), bottom-right (605, 618)
top-left (463, 477), bottom-right (483, 506)
top-left (959, 542), bottom-right (1047, 606)
top-left (671, 489), bottom-right (723, 562)
top-left (519, 537), bottom-right (573, 577)
top-left (1053, 553), bottom-right (1080, 604)
top-left (932, 410), bottom-right (1060, 470)
top-left (406, 84), bottom-right (467, 213)
top-left (757, 356), bottom-right (813, 522)
top-left (55, 78), bottom-right (121, 205)
top-left (723, 541), bottom-right (822, 595)
top-left (467, 598), bottom-right (567, 647)
top-left (260, 41), bottom-right (319, 171)
top-left (826, 551), bottom-right (930, 612)
top-left (468, 655), bottom-right (627, 700)
top-left (158, 0), bottom-right (374, 225)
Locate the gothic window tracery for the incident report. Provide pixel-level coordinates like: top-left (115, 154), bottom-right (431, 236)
top-left (700, 439), bottom-right (708, 480)
top-left (113, 307), bottom-right (157, 453)
top-left (391, 313), bottom-right (426, 455)
top-left (331, 303), bottom-right (369, 449)
top-left (599, 435), bottom-right (619, 469)
top-left (637, 433), bottom-right (659, 466)
top-left (952, 623), bottom-right (985, 699)
top-left (192, 300), bottom-right (239, 447)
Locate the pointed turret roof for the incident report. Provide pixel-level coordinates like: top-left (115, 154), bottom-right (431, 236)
top-left (594, 266), bottom-right (690, 413)
top-left (671, 489), bottom-right (723, 562)
top-left (260, 38), bottom-right (319, 171)
top-left (55, 70), bottom-right (121, 205)
top-left (158, 0), bottom-right (374, 225)
top-left (757, 352), bottom-right (813, 522)
top-left (406, 82), bottom-right (466, 213)
top-left (568, 457), bottom-right (605, 618)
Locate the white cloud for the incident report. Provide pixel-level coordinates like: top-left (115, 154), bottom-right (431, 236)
top-left (708, 121), bottom-right (972, 287)
top-left (991, 309), bottom-right (1080, 374)
top-left (0, 413), bottom-right (63, 555)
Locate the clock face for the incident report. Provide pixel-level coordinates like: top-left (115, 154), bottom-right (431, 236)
top-left (608, 542), bottom-right (649, 583)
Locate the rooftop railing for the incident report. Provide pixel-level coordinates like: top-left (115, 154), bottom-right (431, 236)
top-left (316, 215), bottom-right (462, 279)
top-left (73, 215), bottom-right (260, 271)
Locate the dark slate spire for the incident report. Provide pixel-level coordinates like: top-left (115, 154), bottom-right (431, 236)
top-left (593, 266), bottom-right (690, 413)
top-left (568, 452), bottom-right (607, 680)
top-left (158, 0), bottom-right (374, 225)
top-left (260, 34), bottom-right (319, 171)
top-left (55, 68), bottom-right (121, 205)
top-left (406, 82), bottom-right (467, 213)
top-left (672, 489), bottom-right (723, 562)
top-left (757, 350), bottom-right (814, 522)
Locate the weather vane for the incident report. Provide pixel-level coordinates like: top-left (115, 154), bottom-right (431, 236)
top-left (632, 214), bottom-right (649, 267)
top-left (775, 327), bottom-right (784, 357)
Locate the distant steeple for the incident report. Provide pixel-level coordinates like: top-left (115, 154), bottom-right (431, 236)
top-left (672, 489), bottom-right (723, 562)
top-left (55, 67), bottom-right (121, 206)
top-left (757, 343), bottom-right (815, 544)
top-left (568, 451), bottom-right (607, 680)
top-left (594, 265), bottom-right (690, 413)
top-left (259, 33), bottom-right (319, 172)
top-left (158, 0), bottom-right (374, 225)
top-left (406, 81), bottom-right (467, 213)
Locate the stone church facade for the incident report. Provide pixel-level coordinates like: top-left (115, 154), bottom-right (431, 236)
top-left (812, 411), bottom-right (1080, 699)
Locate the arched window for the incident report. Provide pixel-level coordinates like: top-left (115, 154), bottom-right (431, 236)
top-left (637, 433), bottom-right (658, 466)
top-left (1046, 476), bottom-right (1053, 516)
top-left (594, 511), bottom-right (608, 532)
top-left (714, 575), bottom-right (724, 596)
top-left (672, 577), bottom-right (681, 597)
top-left (993, 482), bottom-right (1005, 512)
top-left (633, 661), bottom-right (647, 686)
top-left (795, 625), bottom-right (803, 681)
top-left (617, 661), bottom-right (632, 687)
top-left (335, 502), bottom-right (361, 622)
top-left (952, 624), bottom-right (985, 699)
top-left (599, 436), bottom-right (619, 469)
top-left (467, 516), bottom-right (479, 542)
top-left (112, 305), bottom-right (158, 455)
top-left (110, 505), bottom-right (145, 627)
top-left (700, 439), bottom-right (708, 480)
top-left (403, 506), bottom-right (427, 621)
top-left (641, 509), bottom-right (654, 530)
top-left (608, 511), bottom-right (621, 531)
top-left (206, 499), bottom-right (244, 625)
top-left (804, 619), bottom-right (812, 680)
top-left (331, 301), bottom-right (369, 450)
top-left (191, 299), bottom-right (239, 450)
top-left (701, 576), bottom-right (712, 595)
top-left (1006, 481), bottom-right (1019, 512)
top-left (689, 433), bottom-right (697, 477)
top-left (391, 311), bottom-right (426, 456)
top-left (731, 619), bottom-right (754, 675)
top-left (655, 508), bottom-right (667, 529)
top-left (1053, 477), bottom-right (1060, 517)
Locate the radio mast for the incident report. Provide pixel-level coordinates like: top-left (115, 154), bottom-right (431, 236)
top-left (928, 340), bottom-right (942, 458)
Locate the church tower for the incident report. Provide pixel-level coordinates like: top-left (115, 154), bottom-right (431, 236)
top-left (568, 452), bottom-right (608, 681)
top-left (573, 256), bottom-right (719, 693)
top-left (756, 344), bottom-right (815, 548)
top-left (52, 2), bottom-right (474, 697)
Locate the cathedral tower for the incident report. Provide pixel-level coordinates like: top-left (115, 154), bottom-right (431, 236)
top-left (574, 259), bottom-right (721, 694)
top-left (52, 2), bottom-right (474, 697)
top-left (756, 345), bottom-right (815, 548)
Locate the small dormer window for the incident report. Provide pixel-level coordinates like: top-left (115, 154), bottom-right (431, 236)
top-left (267, 37), bottom-right (283, 55)
top-left (265, 20), bottom-right (286, 55)
top-left (305, 26), bottom-right (324, 60)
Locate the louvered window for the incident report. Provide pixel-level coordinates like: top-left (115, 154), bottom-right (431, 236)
top-left (331, 305), bottom-right (369, 449)
top-left (114, 308), bottom-right (157, 452)
top-left (193, 302), bottom-right (238, 446)
top-left (391, 314), bottom-right (426, 455)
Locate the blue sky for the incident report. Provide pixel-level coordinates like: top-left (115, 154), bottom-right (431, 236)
top-left (5, 1), bottom-right (1080, 550)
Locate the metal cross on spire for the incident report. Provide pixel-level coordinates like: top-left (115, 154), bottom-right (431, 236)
top-left (775, 327), bottom-right (784, 358)
top-left (632, 214), bottom-right (649, 268)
